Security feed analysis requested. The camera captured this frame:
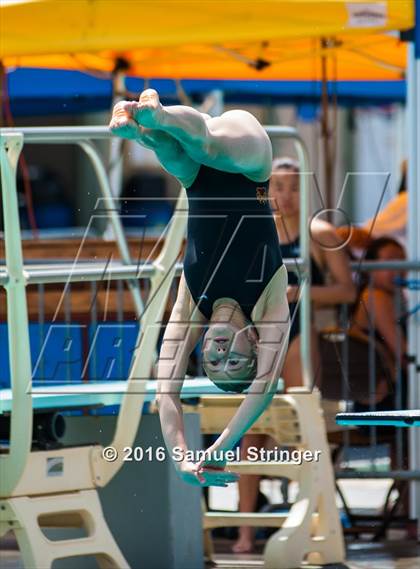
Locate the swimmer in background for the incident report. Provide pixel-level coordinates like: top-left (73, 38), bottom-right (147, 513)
top-left (110, 89), bottom-right (290, 487)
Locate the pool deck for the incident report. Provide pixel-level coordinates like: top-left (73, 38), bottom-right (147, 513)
top-left (206, 537), bottom-right (420, 568)
top-left (1, 532), bottom-right (419, 569)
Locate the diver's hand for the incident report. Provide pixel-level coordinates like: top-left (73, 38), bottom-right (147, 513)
top-left (177, 460), bottom-right (238, 487)
top-left (194, 444), bottom-right (239, 486)
top-left (196, 443), bottom-right (227, 471)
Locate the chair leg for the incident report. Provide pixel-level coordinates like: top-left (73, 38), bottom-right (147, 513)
top-left (373, 481), bottom-right (408, 541)
top-left (335, 481), bottom-right (355, 527)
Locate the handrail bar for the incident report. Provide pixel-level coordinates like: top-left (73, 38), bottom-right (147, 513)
top-left (3, 257), bottom-right (419, 288)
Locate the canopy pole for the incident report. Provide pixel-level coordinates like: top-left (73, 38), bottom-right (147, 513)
top-left (407, 0), bottom-right (420, 530)
top-left (320, 38), bottom-right (333, 215)
top-left (103, 70), bottom-right (125, 241)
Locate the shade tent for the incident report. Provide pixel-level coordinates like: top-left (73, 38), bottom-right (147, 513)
top-left (1, 1), bottom-right (412, 115)
top-left (0, 1), bottom-right (412, 82)
top-left (1, 0), bottom-right (413, 58)
top-left (0, 35), bottom-right (409, 82)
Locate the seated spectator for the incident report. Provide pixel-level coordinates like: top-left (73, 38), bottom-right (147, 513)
top-left (232, 157), bottom-right (356, 553)
top-left (348, 236), bottom-right (410, 532)
top-left (350, 236), bottom-right (407, 410)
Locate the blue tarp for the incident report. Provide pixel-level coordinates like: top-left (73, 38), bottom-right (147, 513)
top-left (6, 68), bottom-right (406, 117)
top-left (0, 321), bottom-right (140, 387)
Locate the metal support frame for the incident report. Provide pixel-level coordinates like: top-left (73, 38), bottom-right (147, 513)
top-left (266, 126), bottom-right (312, 389)
top-left (77, 139), bottom-right (144, 318)
top-left (407, 0), bottom-right (420, 527)
top-left (0, 126), bottom-right (144, 318)
top-left (0, 132), bottom-right (32, 495)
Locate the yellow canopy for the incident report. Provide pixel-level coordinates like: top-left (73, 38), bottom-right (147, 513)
top-left (0, 1), bottom-right (414, 81)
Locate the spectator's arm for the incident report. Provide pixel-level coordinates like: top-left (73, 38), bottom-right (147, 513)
top-left (308, 223), bottom-right (356, 306)
top-left (364, 288), bottom-right (407, 363)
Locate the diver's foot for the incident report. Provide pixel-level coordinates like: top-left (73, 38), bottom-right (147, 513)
top-left (231, 535), bottom-right (255, 554)
top-left (136, 125), bottom-right (162, 149)
top-left (134, 88), bottom-right (165, 128)
top-left (109, 100), bottom-right (142, 140)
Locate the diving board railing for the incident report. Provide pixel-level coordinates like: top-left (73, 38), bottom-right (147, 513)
top-left (4, 124), bottom-right (418, 476)
top-left (0, 125), bottom-right (312, 496)
top-left (0, 127), bottom-right (145, 320)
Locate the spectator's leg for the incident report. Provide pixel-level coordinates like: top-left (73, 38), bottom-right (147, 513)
top-left (232, 434), bottom-right (268, 553)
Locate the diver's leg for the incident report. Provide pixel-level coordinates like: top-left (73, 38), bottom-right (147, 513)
top-left (133, 89), bottom-right (272, 182)
top-left (110, 101), bottom-right (199, 187)
top-left (138, 127), bottom-right (200, 188)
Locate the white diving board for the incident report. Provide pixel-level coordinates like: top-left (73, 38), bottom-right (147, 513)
top-left (0, 377), bottom-right (284, 414)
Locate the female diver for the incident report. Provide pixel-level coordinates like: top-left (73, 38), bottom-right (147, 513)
top-left (109, 89), bottom-right (290, 487)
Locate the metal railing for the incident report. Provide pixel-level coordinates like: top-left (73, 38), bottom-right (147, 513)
top-left (0, 126), bottom-right (144, 318)
top-left (1, 257), bottom-right (418, 488)
top-left (331, 260), bottom-right (420, 483)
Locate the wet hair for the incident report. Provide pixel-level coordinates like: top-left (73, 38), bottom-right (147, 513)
top-left (272, 156), bottom-right (300, 174)
top-left (211, 379), bottom-right (253, 394)
top-left (363, 236), bottom-right (405, 263)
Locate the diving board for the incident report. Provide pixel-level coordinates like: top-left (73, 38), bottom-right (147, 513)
top-left (0, 378), bottom-right (284, 415)
top-left (336, 410), bottom-right (420, 427)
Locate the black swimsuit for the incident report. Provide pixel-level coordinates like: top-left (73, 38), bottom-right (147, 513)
top-left (184, 165), bottom-right (283, 320)
top-left (281, 236), bottom-right (325, 341)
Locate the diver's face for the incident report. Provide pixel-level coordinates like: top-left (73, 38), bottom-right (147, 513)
top-left (269, 169), bottom-right (300, 217)
top-left (202, 322), bottom-right (256, 381)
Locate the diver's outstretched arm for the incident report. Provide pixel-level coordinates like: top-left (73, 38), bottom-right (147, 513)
top-left (156, 275), bottom-right (239, 487)
top-left (156, 274), bottom-right (202, 460)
